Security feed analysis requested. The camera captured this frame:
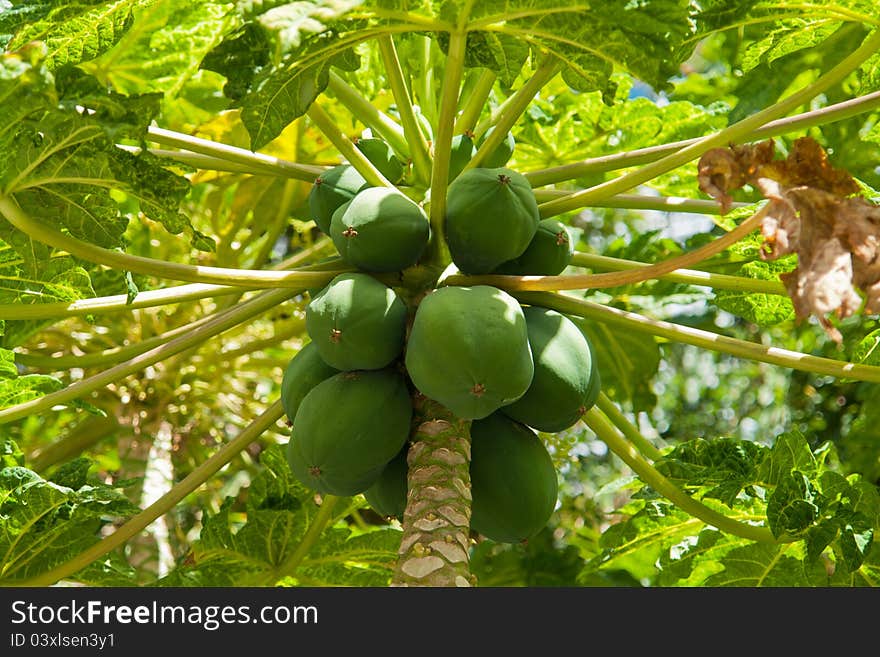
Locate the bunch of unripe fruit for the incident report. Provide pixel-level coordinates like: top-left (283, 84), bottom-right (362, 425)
top-left (281, 131), bottom-right (600, 544)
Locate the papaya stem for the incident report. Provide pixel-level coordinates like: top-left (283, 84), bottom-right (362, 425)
top-left (454, 69), bottom-right (497, 134)
top-left (327, 71), bottom-right (411, 158)
top-left (3, 401), bottom-right (286, 586)
top-left (582, 406), bottom-right (778, 544)
top-left (532, 190), bottom-right (749, 215)
top-left (16, 315), bottom-right (216, 370)
top-left (515, 290), bottom-right (880, 384)
top-left (594, 392), bottom-right (665, 462)
top-left (467, 54), bottom-right (560, 170)
top-left (0, 238), bottom-right (334, 321)
top-left (536, 29), bottom-right (880, 217)
top-left (0, 283), bottom-right (235, 320)
top-left (523, 89), bottom-right (880, 188)
top-left (305, 102), bottom-right (393, 188)
top-left (18, 312), bottom-right (305, 371)
top-left (569, 251), bottom-right (787, 296)
top-left (146, 126), bottom-right (323, 182)
top-left (29, 413), bottom-right (120, 472)
top-left (0, 195), bottom-right (348, 289)
top-left (118, 145), bottom-right (313, 177)
top-left (378, 35), bottom-right (433, 186)
top-left (415, 34), bottom-right (439, 126)
top-left (444, 206), bottom-right (765, 291)
top-left (392, 395), bottom-right (474, 587)
top-left (426, 28), bottom-right (468, 259)
top-left (0, 288), bottom-right (296, 424)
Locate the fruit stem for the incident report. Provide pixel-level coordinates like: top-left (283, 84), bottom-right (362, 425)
top-left (305, 102), bottom-right (393, 188)
top-left (415, 34), bottom-right (439, 127)
top-left (594, 392), bottom-right (665, 462)
top-left (378, 35), bottom-right (433, 186)
top-left (536, 28), bottom-right (880, 217)
top-left (146, 126), bottom-right (323, 182)
top-left (2, 401), bottom-right (286, 586)
top-left (29, 413), bottom-right (120, 473)
top-left (569, 251), bottom-right (787, 296)
top-left (467, 53), bottom-right (560, 171)
top-left (0, 283), bottom-right (237, 320)
top-left (327, 71), bottom-right (411, 158)
top-left (582, 406), bottom-right (779, 544)
top-left (524, 88), bottom-right (880, 188)
top-left (0, 238), bottom-right (334, 321)
top-left (454, 69), bottom-right (497, 134)
top-left (392, 395), bottom-right (474, 587)
top-left (0, 195), bottom-right (349, 289)
top-left (532, 190), bottom-right (749, 215)
top-left (444, 206), bottom-right (765, 291)
top-left (0, 287), bottom-right (297, 424)
top-left (426, 27), bottom-right (469, 258)
top-left (516, 290), bottom-right (880, 384)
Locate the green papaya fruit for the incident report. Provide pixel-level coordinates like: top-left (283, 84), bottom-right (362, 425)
top-left (501, 306), bottom-right (595, 433)
top-left (306, 272), bottom-right (407, 370)
top-left (355, 137), bottom-right (405, 184)
top-left (330, 187), bottom-right (430, 272)
top-left (477, 126), bottom-right (515, 168)
top-left (448, 132), bottom-right (476, 182)
top-left (308, 164), bottom-right (370, 234)
top-left (445, 167), bottom-right (539, 274)
top-left (404, 285), bottom-right (534, 420)
top-left (494, 218), bottom-right (574, 276)
top-left (280, 342), bottom-right (339, 423)
top-left (470, 412), bottom-right (558, 543)
top-left (286, 369), bottom-right (412, 496)
top-left (363, 447), bottom-right (408, 519)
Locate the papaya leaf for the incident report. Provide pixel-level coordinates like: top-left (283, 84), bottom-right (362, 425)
top-left (0, 244), bottom-right (96, 319)
top-left (200, 22), bottom-right (273, 102)
top-left (713, 259), bottom-right (796, 327)
top-left (0, 373), bottom-right (63, 410)
top-left (757, 430), bottom-right (817, 485)
top-left (240, 46), bottom-right (360, 150)
top-left (292, 525), bottom-right (400, 587)
top-left (0, 461), bottom-right (140, 584)
top-left (4, 0), bottom-right (139, 69)
top-left (653, 438), bottom-right (766, 507)
top-left (850, 328), bottom-right (880, 366)
top-left (766, 471), bottom-right (820, 538)
top-left (0, 439), bottom-right (24, 468)
top-left (470, 528), bottom-right (586, 587)
top-left (702, 542), bottom-right (825, 586)
top-left (654, 527), bottom-right (728, 586)
top-left (730, 23), bottom-right (865, 124)
top-left (0, 52), bottom-right (208, 275)
top-left (585, 497), bottom-right (769, 585)
top-left (160, 445), bottom-right (399, 587)
top-left (464, 0), bottom-right (696, 94)
top-left (739, 10), bottom-right (868, 74)
top-left (79, 0), bottom-right (237, 99)
top-left (0, 348), bottom-right (17, 379)
top-left (205, 0), bottom-right (366, 149)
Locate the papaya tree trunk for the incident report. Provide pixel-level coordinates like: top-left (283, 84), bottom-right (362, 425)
top-left (392, 393), bottom-right (474, 587)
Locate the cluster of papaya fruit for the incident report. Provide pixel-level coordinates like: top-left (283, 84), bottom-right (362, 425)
top-left (281, 129), bottom-right (600, 544)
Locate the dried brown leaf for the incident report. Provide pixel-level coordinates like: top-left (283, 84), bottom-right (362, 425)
top-left (698, 136), bottom-right (880, 342)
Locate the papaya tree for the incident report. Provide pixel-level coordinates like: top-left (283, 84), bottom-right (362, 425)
top-left (1, 0), bottom-right (880, 588)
